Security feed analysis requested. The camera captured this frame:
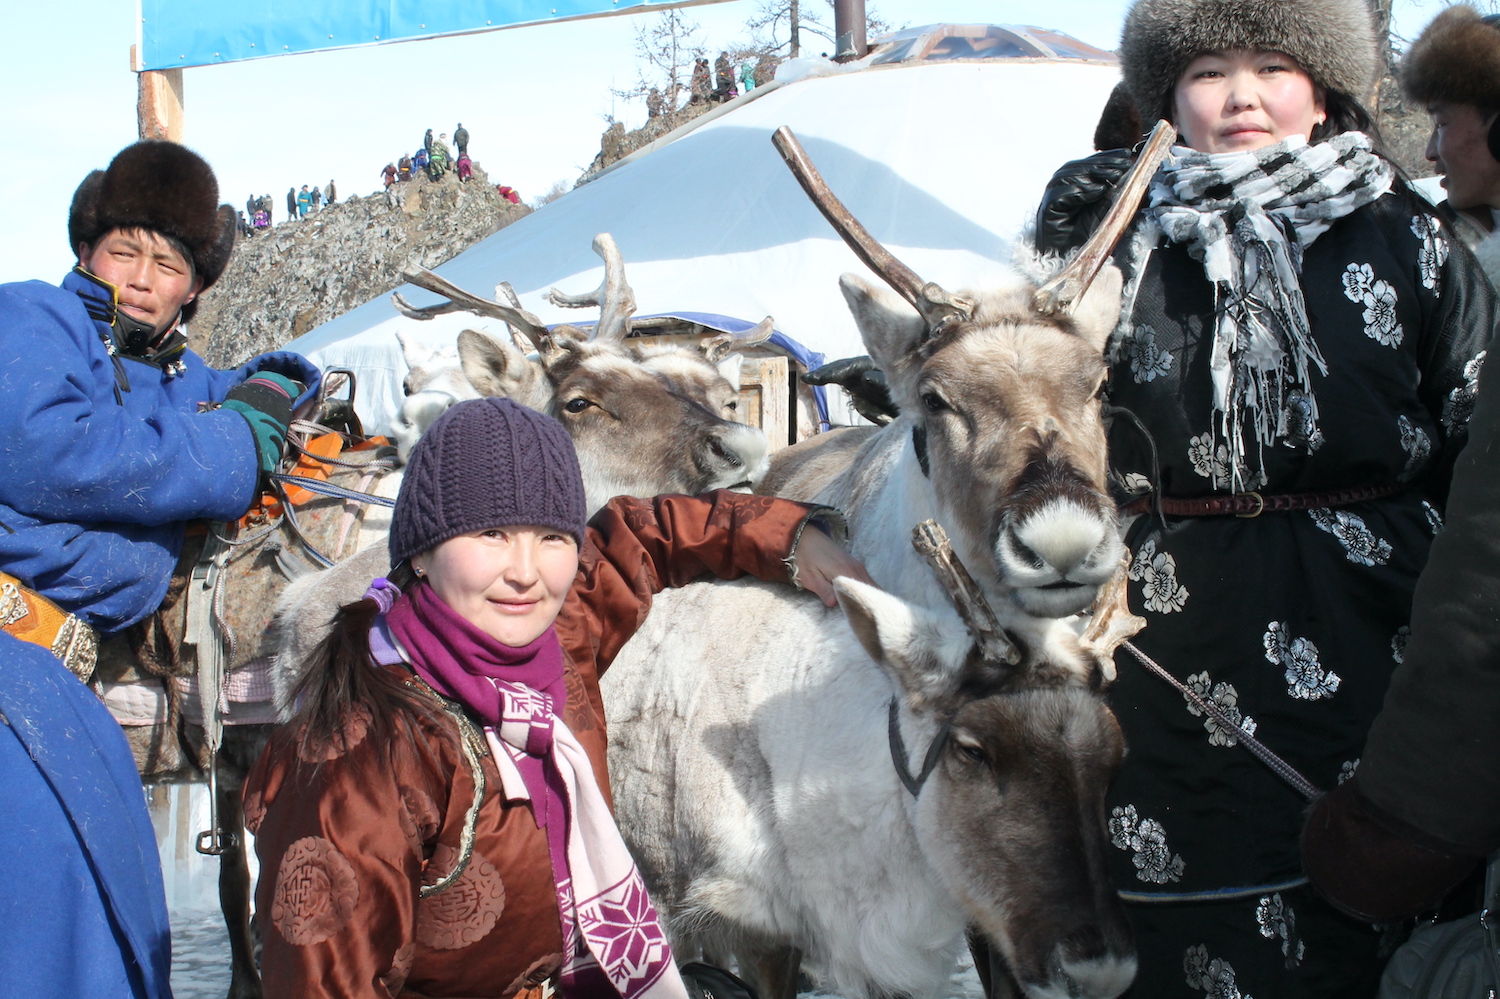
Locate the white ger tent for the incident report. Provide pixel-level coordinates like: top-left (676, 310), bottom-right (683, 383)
top-left (284, 26), bottom-right (1123, 431)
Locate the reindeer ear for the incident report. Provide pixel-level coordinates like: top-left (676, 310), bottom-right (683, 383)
top-left (835, 578), bottom-right (969, 706)
top-left (839, 274), bottom-right (925, 411)
top-left (396, 329), bottom-right (435, 370)
top-left (458, 328), bottom-right (540, 400)
top-left (714, 352), bottom-right (745, 390)
top-left (1067, 262), bottom-right (1124, 355)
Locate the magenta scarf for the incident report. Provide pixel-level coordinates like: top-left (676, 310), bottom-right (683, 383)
top-left (385, 580), bottom-right (567, 726)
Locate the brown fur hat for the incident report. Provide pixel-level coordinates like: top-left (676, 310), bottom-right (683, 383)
top-left (1094, 83), bottom-right (1146, 151)
top-left (1402, 4), bottom-right (1500, 111)
top-left (1120, 0), bottom-right (1379, 125)
top-left (68, 141), bottom-right (237, 311)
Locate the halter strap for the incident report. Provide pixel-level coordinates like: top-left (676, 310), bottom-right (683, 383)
top-left (887, 697), bottom-right (952, 797)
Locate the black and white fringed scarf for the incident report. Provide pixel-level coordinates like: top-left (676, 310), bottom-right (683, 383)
top-left (1148, 132), bottom-right (1393, 489)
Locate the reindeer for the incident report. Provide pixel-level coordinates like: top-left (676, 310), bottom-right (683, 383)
top-left (387, 234), bottom-right (773, 509)
top-left (602, 521), bottom-right (1143, 999)
top-left (597, 126), bottom-right (1171, 999)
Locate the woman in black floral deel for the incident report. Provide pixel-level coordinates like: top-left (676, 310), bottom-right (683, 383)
top-left (1035, 0), bottom-right (1500, 996)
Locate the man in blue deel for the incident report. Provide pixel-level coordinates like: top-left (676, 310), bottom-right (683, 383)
top-left (0, 139), bottom-right (320, 997)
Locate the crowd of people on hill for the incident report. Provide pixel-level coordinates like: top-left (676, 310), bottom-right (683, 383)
top-left (378, 123), bottom-right (523, 206)
top-left (236, 180), bottom-right (337, 235)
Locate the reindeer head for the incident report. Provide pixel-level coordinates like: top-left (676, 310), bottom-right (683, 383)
top-left (389, 236), bottom-right (773, 511)
top-left (830, 522), bottom-right (1139, 999)
top-left (771, 123), bottom-right (1173, 621)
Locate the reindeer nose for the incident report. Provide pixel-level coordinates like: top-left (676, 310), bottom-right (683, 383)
top-left (1014, 503), bottom-right (1108, 576)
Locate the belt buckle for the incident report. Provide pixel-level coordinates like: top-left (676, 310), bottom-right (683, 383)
top-left (1235, 491), bottom-right (1265, 518)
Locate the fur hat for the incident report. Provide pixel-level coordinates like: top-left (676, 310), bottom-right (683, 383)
top-left (1119, 0), bottom-right (1379, 125)
top-left (68, 141), bottom-right (237, 315)
top-left (1402, 4), bottom-right (1500, 111)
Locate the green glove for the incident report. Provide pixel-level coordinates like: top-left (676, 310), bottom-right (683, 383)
top-left (222, 372), bottom-right (302, 474)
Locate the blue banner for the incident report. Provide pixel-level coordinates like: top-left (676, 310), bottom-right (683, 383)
top-left (137, 0), bottom-right (731, 71)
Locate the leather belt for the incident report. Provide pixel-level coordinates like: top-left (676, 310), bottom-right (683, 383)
top-left (1119, 482), bottom-right (1405, 519)
top-left (0, 571), bottom-right (98, 682)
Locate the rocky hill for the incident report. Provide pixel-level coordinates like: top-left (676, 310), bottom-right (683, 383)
top-left (192, 164), bottom-right (529, 367)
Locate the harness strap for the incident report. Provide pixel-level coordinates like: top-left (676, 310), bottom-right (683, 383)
top-left (887, 697), bottom-right (952, 797)
top-left (269, 472), bottom-right (398, 508)
top-left (1120, 640), bottom-right (1322, 801)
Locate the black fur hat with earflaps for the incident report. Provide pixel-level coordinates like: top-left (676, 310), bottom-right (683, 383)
top-left (1402, 4), bottom-right (1500, 112)
top-left (1119, 0), bottom-right (1379, 126)
top-left (68, 141), bottom-right (237, 321)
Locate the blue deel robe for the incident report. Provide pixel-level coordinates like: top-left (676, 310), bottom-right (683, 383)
top-left (0, 269), bottom-right (320, 998)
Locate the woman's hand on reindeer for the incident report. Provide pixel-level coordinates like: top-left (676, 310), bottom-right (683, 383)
top-left (793, 527), bottom-right (875, 607)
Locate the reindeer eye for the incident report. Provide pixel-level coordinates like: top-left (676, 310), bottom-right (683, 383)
top-left (954, 739), bottom-right (987, 765)
top-left (921, 391), bottom-right (948, 413)
top-left (726, 399), bottom-right (738, 411)
top-left (563, 398), bottom-right (592, 414)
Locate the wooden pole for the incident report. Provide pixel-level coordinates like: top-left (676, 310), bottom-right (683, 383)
top-left (132, 45), bottom-right (184, 141)
top-left (833, 0), bottom-right (866, 62)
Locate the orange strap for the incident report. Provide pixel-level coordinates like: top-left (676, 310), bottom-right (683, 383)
top-left (240, 433), bottom-right (392, 526)
top-left (0, 571), bottom-right (97, 682)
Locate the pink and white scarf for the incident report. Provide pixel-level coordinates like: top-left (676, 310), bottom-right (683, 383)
top-left (375, 579), bottom-right (688, 999)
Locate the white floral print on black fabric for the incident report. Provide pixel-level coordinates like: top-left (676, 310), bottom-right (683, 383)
top-left (1392, 626), bottom-right (1410, 664)
top-left (1264, 622), bottom-right (1341, 701)
top-left (1119, 471), bottom-right (1153, 495)
top-left (1184, 672), bottom-right (1257, 747)
top-left (1109, 805), bottom-right (1185, 884)
top-left (1184, 945), bottom-right (1252, 999)
top-left (1339, 759), bottom-right (1360, 784)
top-left (1130, 539), bottom-right (1190, 614)
top-left (1397, 415), bottom-right (1432, 483)
top-left (1256, 893), bottom-right (1305, 969)
top-left (1423, 500), bottom-right (1444, 535)
top-left (1341, 262), bottom-right (1404, 347)
top-left (1411, 214), bottom-right (1450, 294)
top-left (1188, 432), bottom-right (1233, 487)
top-left (1308, 508), bottom-right (1393, 566)
top-left (1126, 324), bottom-right (1174, 383)
top-left (1444, 352), bottom-right (1486, 432)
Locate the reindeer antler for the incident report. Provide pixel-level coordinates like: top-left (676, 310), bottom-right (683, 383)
top-left (912, 520), bottom-right (1021, 666)
top-left (1033, 120), bottom-right (1174, 316)
top-left (703, 316), bottom-right (776, 363)
top-left (546, 233), bottom-right (638, 344)
top-left (772, 127), bottom-right (973, 339)
top-left (1077, 554), bottom-right (1147, 683)
top-left (392, 263), bottom-right (552, 353)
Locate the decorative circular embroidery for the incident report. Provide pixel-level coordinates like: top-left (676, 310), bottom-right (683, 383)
top-left (416, 845), bottom-right (506, 950)
top-left (242, 788), bottom-right (266, 836)
top-left (271, 836), bottom-right (361, 945)
top-left (380, 941), bottom-right (416, 998)
top-left (400, 785), bottom-right (441, 844)
top-left (296, 704), bottom-right (372, 762)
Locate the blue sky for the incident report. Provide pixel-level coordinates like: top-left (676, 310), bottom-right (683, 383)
top-left (0, 0), bottom-right (1444, 285)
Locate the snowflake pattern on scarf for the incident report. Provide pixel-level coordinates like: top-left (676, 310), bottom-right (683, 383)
top-left (1339, 759), bottom-right (1360, 784)
top-left (1308, 508), bottom-right (1392, 566)
top-left (1342, 263), bottom-right (1403, 347)
top-left (1397, 415), bottom-right (1432, 482)
top-left (1411, 214), bottom-right (1450, 294)
top-left (1129, 538), bottom-right (1189, 614)
top-left (1184, 672), bottom-right (1257, 747)
top-left (1255, 893), bottom-right (1305, 968)
top-left (1264, 622), bottom-right (1341, 701)
top-left (1109, 805), bottom-right (1185, 884)
top-left (1444, 352), bottom-right (1486, 432)
top-left (1392, 626), bottom-right (1410, 664)
top-left (1126, 324), bottom-right (1174, 383)
top-left (1185, 945), bottom-right (1253, 999)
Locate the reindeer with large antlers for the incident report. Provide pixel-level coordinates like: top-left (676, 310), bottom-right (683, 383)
top-left (598, 126), bottom-right (1169, 999)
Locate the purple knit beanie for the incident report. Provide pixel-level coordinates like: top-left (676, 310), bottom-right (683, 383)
top-left (388, 397), bottom-right (588, 565)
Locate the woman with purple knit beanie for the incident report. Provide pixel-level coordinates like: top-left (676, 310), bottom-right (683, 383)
top-left (246, 397), bottom-right (868, 999)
